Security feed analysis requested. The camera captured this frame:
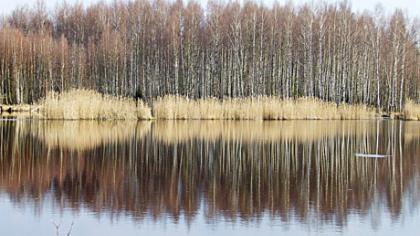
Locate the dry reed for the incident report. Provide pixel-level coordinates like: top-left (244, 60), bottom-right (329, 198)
top-left (37, 91), bottom-right (381, 120)
top-left (153, 96), bottom-right (377, 120)
top-left (403, 99), bottom-right (420, 121)
top-left (38, 89), bottom-right (152, 120)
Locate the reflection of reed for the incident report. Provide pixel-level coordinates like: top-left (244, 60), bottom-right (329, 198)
top-left (0, 120), bottom-right (419, 228)
top-left (153, 120), bottom-right (376, 143)
top-left (404, 121), bottom-right (420, 143)
top-left (29, 120), bottom-right (151, 151)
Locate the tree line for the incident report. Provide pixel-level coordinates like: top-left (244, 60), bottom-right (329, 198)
top-left (0, 0), bottom-right (419, 111)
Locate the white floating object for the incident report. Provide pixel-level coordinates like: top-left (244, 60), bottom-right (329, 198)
top-left (355, 153), bottom-right (390, 158)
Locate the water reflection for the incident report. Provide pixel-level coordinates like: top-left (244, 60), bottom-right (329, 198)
top-left (0, 120), bottom-right (419, 231)
top-left (30, 120), bottom-right (151, 151)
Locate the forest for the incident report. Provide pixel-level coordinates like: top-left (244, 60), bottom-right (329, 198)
top-left (0, 0), bottom-right (419, 112)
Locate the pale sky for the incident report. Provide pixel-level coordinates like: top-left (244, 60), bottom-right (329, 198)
top-left (0, 0), bottom-right (419, 18)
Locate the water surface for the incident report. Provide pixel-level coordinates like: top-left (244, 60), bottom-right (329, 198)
top-left (0, 119), bottom-right (419, 235)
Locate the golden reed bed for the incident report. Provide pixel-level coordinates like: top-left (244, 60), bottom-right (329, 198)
top-left (13, 90), bottom-right (418, 120)
top-left (37, 90), bottom-right (377, 120)
top-left (153, 96), bottom-right (377, 120)
top-left (403, 99), bottom-right (420, 121)
top-left (38, 89), bottom-right (152, 120)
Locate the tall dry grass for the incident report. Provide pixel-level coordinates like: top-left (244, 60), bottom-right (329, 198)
top-left (38, 89), bottom-right (152, 120)
top-left (403, 99), bottom-right (420, 121)
top-left (153, 96), bottom-right (377, 120)
top-left (37, 91), bottom-right (379, 120)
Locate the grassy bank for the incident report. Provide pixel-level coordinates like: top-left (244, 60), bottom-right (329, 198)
top-left (38, 89), bottom-right (152, 120)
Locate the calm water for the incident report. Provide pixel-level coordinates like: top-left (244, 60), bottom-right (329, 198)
top-left (0, 119), bottom-right (419, 235)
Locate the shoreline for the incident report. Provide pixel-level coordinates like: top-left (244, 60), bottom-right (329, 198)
top-left (0, 104), bottom-right (416, 121)
top-left (1, 90), bottom-right (419, 121)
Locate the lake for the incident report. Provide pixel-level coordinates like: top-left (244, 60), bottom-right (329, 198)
top-left (0, 119), bottom-right (419, 236)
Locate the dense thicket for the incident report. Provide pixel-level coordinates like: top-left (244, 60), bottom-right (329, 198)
top-left (0, 0), bottom-right (419, 111)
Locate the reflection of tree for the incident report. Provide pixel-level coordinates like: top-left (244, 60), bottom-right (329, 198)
top-left (0, 120), bottom-right (419, 228)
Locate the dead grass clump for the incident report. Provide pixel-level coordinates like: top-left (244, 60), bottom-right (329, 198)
top-left (261, 97), bottom-right (341, 120)
top-left (153, 96), bottom-right (224, 119)
top-left (337, 104), bottom-right (377, 120)
top-left (403, 99), bottom-right (420, 121)
top-left (39, 89), bottom-right (152, 120)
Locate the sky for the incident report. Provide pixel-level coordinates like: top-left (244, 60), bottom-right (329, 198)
top-left (0, 0), bottom-right (419, 18)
